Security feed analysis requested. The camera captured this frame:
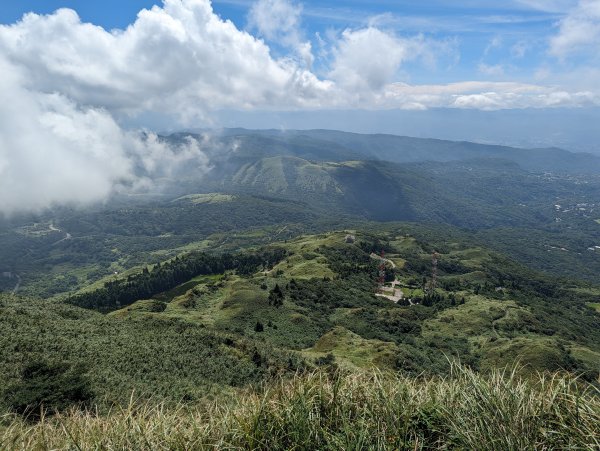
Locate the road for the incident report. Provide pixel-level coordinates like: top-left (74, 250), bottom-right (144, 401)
top-left (12, 274), bottom-right (21, 294)
top-left (371, 253), bottom-right (404, 303)
top-left (370, 252), bottom-right (397, 269)
top-left (52, 232), bottom-right (72, 245)
top-left (49, 222), bottom-right (72, 245)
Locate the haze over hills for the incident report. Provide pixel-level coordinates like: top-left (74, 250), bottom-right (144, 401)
top-left (3, 129), bottom-right (600, 299)
top-left (179, 128), bottom-right (600, 174)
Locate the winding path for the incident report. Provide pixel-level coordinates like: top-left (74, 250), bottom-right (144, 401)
top-left (49, 223), bottom-right (72, 245)
top-left (11, 274), bottom-right (21, 294)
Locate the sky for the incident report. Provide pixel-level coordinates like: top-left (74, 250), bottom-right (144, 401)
top-left (0, 0), bottom-right (599, 213)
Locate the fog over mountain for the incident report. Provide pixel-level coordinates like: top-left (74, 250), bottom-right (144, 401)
top-left (1, 0), bottom-right (599, 213)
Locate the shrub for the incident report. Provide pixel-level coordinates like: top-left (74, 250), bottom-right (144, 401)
top-left (2, 361), bottom-right (93, 420)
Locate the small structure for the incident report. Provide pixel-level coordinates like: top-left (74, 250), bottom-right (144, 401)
top-left (345, 234), bottom-right (356, 244)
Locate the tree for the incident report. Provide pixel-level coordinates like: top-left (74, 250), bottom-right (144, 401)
top-left (268, 284), bottom-right (284, 308)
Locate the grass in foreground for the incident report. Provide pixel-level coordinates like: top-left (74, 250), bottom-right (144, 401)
top-left (1, 364), bottom-right (598, 450)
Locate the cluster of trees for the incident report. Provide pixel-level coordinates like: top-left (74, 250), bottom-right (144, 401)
top-left (406, 290), bottom-right (464, 308)
top-left (268, 284), bottom-right (285, 308)
top-left (68, 248), bottom-right (287, 312)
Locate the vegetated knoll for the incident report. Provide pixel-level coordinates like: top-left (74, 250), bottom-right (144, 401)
top-left (66, 246), bottom-right (289, 312)
top-left (84, 229), bottom-right (600, 380)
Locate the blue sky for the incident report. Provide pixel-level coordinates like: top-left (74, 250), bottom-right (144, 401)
top-left (0, 0), bottom-right (583, 86)
top-left (0, 0), bottom-right (600, 119)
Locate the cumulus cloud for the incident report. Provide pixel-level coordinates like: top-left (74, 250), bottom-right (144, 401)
top-left (247, 0), bottom-right (313, 67)
top-left (0, 56), bottom-right (213, 215)
top-left (550, 0), bottom-right (600, 58)
top-left (0, 0), bottom-right (598, 213)
top-left (0, 0), bottom-right (329, 118)
top-left (329, 28), bottom-right (412, 92)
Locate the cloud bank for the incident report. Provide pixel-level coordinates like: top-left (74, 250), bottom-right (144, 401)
top-left (0, 54), bottom-right (212, 214)
top-left (0, 0), bottom-right (598, 213)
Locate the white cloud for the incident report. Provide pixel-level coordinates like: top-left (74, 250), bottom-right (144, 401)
top-left (0, 0), bottom-right (329, 118)
top-left (381, 81), bottom-right (599, 110)
top-left (0, 56), bottom-right (215, 214)
top-left (1, 0), bottom-right (593, 117)
top-left (478, 63), bottom-right (505, 76)
top-left (328, 27), bottom-right (412, 92)
top-left (247, 0), bottom-right (314, 67)
top-left (550, 0), bottom-right (600, 58)
top-left (0, 0), bottom-right (599, 213)
top-left (248, 0), bottom-right (302, 41)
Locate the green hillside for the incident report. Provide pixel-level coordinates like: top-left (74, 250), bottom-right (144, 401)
top-left (4, 131), bottom-right (600, 300)
top-left (4, 229), bottom-right (598, 404)
top-left (1, 227), bottom-right (599, 448)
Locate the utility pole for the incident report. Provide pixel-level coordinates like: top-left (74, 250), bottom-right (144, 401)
top-left (430, 251), bottom-right (439, 292)
top-left (377, 250), bottom-right (386, 292)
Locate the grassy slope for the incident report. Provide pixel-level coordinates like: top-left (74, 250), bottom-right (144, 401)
top-left (0, 295), bottom-right (304, 408)
top-left (107, 229), bottom-right (600, 378)
top-left (2, 364), bottom-right (598, 450)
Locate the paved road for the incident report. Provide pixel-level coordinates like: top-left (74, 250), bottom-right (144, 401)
top-left (370, 252), bottom-right (397, 269)
top-left (49, 223), bottom-right (72, 245)
top-left (12, 274), bottom-right (21, 294)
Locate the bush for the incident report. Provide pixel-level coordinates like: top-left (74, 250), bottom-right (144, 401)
top-left (1, 361), bottom-right (93, 420)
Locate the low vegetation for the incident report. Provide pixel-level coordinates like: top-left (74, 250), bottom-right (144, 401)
top-left (1, 364), bottom-right (598, 450)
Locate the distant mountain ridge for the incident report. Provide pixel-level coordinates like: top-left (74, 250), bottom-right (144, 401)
top-left (169, 128), bottom-right (600, 174)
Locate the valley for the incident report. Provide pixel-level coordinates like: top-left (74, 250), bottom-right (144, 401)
top-left (1, 130), bottom-right (600, 448)
top-left (4, 130), bottom-right (600, 298)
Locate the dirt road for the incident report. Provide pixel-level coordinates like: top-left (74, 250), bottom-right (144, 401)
top-left (371, 253), bottom-right (404, 303)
